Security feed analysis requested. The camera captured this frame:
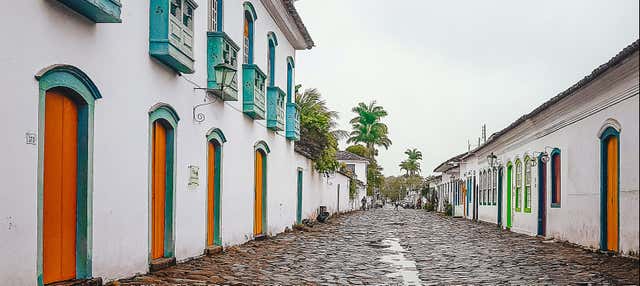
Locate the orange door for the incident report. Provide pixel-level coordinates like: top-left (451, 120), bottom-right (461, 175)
top-left (207, 142), bottom-right (216, 246)
top-left (152, 122), bottom-right (167, 259)
top-left (606, 137), bottom-right (619, 251)
top-left (43, 90), bottom-right (78, 284)
top-left (254, 151), bottom-right (263, 235)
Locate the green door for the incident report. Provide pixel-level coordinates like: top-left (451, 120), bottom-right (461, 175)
top-left (296, 170), bottom-right (303, 224)
top-left (506, 164), bottom-right (513, 228)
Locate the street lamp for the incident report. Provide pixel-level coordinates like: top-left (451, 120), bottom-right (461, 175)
top-left (214, 63), bottom-right (237, 96)
top-left (487, 152), bottom-right (498, 168)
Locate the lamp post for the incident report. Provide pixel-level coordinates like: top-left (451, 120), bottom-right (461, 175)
top-left (193, 63), bottom-right (237, 123)
top-left (214, 62), bottom-right (237, 96)
top-left (487, 152), bottom-right (498, 168)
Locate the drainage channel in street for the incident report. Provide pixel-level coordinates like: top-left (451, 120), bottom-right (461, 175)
top-left (379, 237), bottom-right (424, 285)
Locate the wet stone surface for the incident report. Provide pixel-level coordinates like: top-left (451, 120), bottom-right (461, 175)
top-left (115, 209), bottom-right (639, 285)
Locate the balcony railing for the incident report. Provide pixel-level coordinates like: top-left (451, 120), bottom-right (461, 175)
top-left (266, 87), bottom-right (286, 131)
top-left (149, 0), bottom-right (197, 74)
top-left (207, 32), bottom-right (239, 101)
top-left (242, 64), bottom-right (266, 119)
top-left (286, 103), bottom-right (300, 141)
top-left (58, 0), bottom-right (122, 23)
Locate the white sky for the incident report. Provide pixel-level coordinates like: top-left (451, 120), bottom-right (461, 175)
top-left (294, 0), bottom-right (639, 176)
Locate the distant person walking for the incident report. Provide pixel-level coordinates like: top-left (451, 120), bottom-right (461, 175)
top-left (394, 201), bottom-right (399, 210)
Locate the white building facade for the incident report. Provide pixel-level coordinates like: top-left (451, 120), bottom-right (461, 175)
top-left (0, 0), bottom-right (352, 285)
top-left (435, 41), bottom-right (639, 256)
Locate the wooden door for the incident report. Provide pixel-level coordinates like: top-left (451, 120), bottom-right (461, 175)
top-left (254, 151), bottom-right (264, 235)
top-left (296, 170), bottom-right (302, 224)
top-left (606, 137), bottom-right (619, 251)
top-left (538, 160), bottom-right (547, 236)
top-left (506, 166), bottom-right (512, 228)
top-left (152, 122), bottom-right (167, 259)
top-left (207, 142), bottom-right (217, 246)
top-left (43, 90), bottom-right (78, 284)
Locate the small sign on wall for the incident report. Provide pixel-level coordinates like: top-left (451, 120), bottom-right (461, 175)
top-left (25, 132), bottom-right (37, 145)
top-left (187, 165), bottom-right (199, 190)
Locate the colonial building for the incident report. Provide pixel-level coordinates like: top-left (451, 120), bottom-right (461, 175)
top-left (434, 40), bottom-right (639, 256)
top-left (0, 0), bottom-right (354, 285)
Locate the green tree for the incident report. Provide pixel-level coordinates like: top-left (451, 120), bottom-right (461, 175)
top-left (399, 148), bottom-right (423, 176)
top-left (294, 87), bottom-right (347, 173)
top-left (347, 101), bottom-right (392, 158)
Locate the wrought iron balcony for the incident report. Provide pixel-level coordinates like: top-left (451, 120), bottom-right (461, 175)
top-left (242, 64), bottom-right (266, 119)
top-left (58, 0), bottom-right (122, 23)
top-left (207, 32), bottom-right (239, 101)
top-left (286, 103), bottom-right (300, 141)
top-left (266, 87), bottom-right (286, 131)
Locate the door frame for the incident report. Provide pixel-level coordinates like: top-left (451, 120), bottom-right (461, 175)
top-left (473, 176), bottom-right (478, 221)
top-left (537, 154), bottom-right (547, 236)
top-left (599, 126), bottom-right (620, 251)
top-left (206, 128), bottom-right (226, 246)
top-left (296, 168), bottom-right (303, 224)
top-left (497, 167), bottom-right (503, 226)
top-left (148, 104), bottom-right (179, 261)
top-left (35, 65), bottom-right (102, 285)
top-left (506, 162), bottom-right (513, 229)
top-left (254, 141), bottom-right (270, 236)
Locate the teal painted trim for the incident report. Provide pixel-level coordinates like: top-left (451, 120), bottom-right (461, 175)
top-left (243, 3), bottom-right (256, 64)
top-left (254, 140), bottom-right (271, 154)
top-left (266, 86), bottom-right (285, 131)
top-left (207, 31), bottom-right (239, 100)
top-left (216, 0), bottom-right (224, 32)
top-left (242, 64), bottom-right (266, 119)
top-left (206, 127), bottom-right (227, 143)
top-left (296, 169), bottom-right (303, 224)
top-left (149, 0), bottom-right (196, 74)
top-left (206, 128), bottom-right (225, 245)
top-left (148, 104), bottom-right (179, 261)
top-left (267, 40), bottom-right (276, 87)
top-left (285, 103), bottom-right (300, 141)
top-left (286, 56), bottom-right (295, 69)
top-left (243, 1), bottom-right (258, 20)
top-left (36, 65), bottom-right (101, 285)
top-left (550, 149), bottom-right (561, 208)
top-left (267, 32), bottom-right (279, 47)
top-left (254, 145), bottom-right (268, 235)
top-left (599, 127), bottom-right (620, 251)
top-left (286, 59), bottom-right (293, 103)
top-left (213, 142), bottom-right (222, 245)
top-left (57, 0), bottom-right (122, 23)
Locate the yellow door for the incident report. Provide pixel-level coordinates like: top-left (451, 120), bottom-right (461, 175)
top-left (254, 151), bottom-right (263, 235)
top-left (43, 90), bottom-right (78, 284)
top-left (152, 122), bottom-right (167, 259)
top-left (207, 142), bottom-right (216, 246)
top-left (606, 137), bottom-right (619, 252)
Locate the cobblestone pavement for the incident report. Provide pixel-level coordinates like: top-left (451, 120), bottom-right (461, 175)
top-left (115, 208), bottom-right (639, 285)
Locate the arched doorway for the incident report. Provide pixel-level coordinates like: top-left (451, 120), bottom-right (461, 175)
top-left (506, 162), bottom-right (513, 229)
top-left (149, 104), bottom-right (179, 262)
top-left (600, 126), bottom-right (620, 252)
top-left (254, 141), bottom-right (270, 237)
top-left (206, 128), bottom-right (226, 247)
top-left (36, 65), bottom-right (102, 285)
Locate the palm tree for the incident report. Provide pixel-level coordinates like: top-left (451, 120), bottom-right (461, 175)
top-left (405, 148), bottom-right (422, 161)
top-left (347, 101), bottom-right (392, 158)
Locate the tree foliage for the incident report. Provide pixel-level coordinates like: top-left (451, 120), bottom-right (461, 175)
top-left (294, 86), bottom-right (346, 174)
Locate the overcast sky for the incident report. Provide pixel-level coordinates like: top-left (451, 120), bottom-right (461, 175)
top-left (294, 0), bottom-right (639, 176)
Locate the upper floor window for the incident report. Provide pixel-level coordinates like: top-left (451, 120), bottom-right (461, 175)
top-left (267, 32), bottom-right (278, 87)
top-left (209, 0), bottom-right (223, 31)
top-left (286, 57), bottom-right (295, 103)
top-left (346, 164), bottom-right (356, 175)
top-left (243, 2), bottom-right (257, 64)
top-left (551, 149), bottom-right (561, 207)
top-left (515, 160), bottom-right (522, 212)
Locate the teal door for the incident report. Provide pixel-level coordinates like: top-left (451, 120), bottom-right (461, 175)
top-left (296, 170), bottom-right (303, 224)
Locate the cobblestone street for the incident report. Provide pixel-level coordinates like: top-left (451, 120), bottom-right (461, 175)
top-left (115, 209), bottom-right (639, 285)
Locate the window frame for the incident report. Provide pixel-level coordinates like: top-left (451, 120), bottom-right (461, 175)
top-left (524, 156), bottom-right (532, 213)
top-left (550, 149), bottom-right (561, 208)
top-left (515, 159), bottom-right (522, 212)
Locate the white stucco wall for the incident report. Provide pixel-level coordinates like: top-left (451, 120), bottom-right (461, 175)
top-left (0, 0), bottom-right (326, 284)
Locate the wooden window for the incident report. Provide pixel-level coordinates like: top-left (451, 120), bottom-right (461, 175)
top-left (515, 160), bottom-right (522, 212)
top-left (524, 157), bottom-right (532, 212)
top-left (551, 150), bottom-right (561, 207)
